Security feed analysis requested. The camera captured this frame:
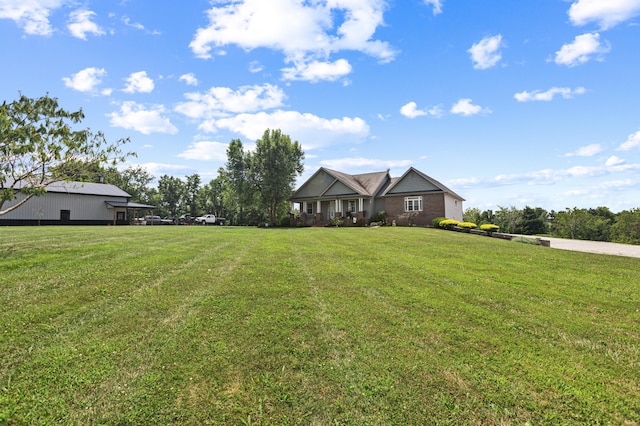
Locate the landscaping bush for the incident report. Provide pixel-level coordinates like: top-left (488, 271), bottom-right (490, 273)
top-left (370, 210), bottom-right (386, 224)
top-left (432, 217), bottom-right (447, 228)
top-left (458, 222), bottom-right (477, 229)
top-left (330, 217), bottom-right (344, 227)
top-left (439, 219), bottom-right (460, 229)
top-left (480, 223), bottom-right (500, 235)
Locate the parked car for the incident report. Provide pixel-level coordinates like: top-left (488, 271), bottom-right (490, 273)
top-left (177, 214), bottom-right (194, 225)
top-left (195, 214), bottom-right (217, 225)
top-left (144, 215), bottom-right (173, 225)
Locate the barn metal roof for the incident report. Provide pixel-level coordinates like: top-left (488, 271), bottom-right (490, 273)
top-left (43, 181), bottom-right (131, 197)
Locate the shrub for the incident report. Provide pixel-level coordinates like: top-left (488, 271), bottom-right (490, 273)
top-left (370, 210), bottom-right (386, 224)
top-left (458, 222), bottom-right (477, 229)
top-left (480, 224), bottom-right (500, 233)
top-left (330, 217), bottom-right (344, 227)
top-left (439, 219), bottom-right (460, 229)
top-left (432, 217), bottom-right (447, 228)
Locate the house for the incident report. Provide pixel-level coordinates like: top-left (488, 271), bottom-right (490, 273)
top-left (290, 167), bottom-right (464, 226)
top-left (0, 181), bottom-right (155, 226)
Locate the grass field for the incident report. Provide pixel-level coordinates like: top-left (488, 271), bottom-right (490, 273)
top-left (1, 226), bottom-right (639, 425)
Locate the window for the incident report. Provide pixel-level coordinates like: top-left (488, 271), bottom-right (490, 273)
top-left (306, 203), bottom-right (313, 214)
top-left (404, 196), bottom-right (422, 212)
top-left (348, 200), bottom-right (356, 213)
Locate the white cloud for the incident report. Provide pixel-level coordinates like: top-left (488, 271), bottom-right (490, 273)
top-left (320, 157), bottom-right (413, 170)
top-left (122, 16), bottom-right (145, 31)
top-left (123, 71), bottom-right (154, 93)
top-left (62, 67), bottom-right (106, 92)
top-left (189, 0), bottom-right (396, 81)
top-left (198, 110), bottom-right (369, 150)
top-left (179, 73), bottom-right (199, 86)
top-left (618, 130), bottom-right (640, 150)
top-left (108, 101), bottom-right (178, 135)
top-left (450, 98), bottom-right (490, 116)
top-left (554, 32), bottom-right (610, 67)
top-left (0, 0), bottom-right (64, 36)
top-left (468, 34), bottom-right (503, 70)
top-left (423, 0), bottom-right (443, 15)
top-left (400, 101), bottom-right (443, 119)
top-left (514, 86), bottom-right (586, 102)
top-left (67, 9), bottom-right (104, 40)
top-left (605, 156), bottom-right (625, 166)
top-left (564, 143), bottom-right (603, 157)
top-left (249, 60), bottom-right (264, 73)
top-left (281, 58), bottom-right (352, 82)
top-left (175, 83), bottom-right (286, 119)
top-left (137, 162), bottom-right (195, 179)
top-left (178, 141), bottom-right (228, 161)
top-left (568, 0), bottom-right (640, 29)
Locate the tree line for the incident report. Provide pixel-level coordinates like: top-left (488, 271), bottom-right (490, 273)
top-left (463, 206), bottom-right (640, 245)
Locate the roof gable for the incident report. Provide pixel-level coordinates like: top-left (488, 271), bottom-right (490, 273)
top-left (383, 167), bottom-right (464, 200)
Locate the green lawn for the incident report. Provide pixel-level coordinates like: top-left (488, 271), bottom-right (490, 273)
top-left (1, 226), bottom-right (638, 424)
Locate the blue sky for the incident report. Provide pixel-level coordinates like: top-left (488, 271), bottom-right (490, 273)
top-left (2, 0), bottom-right (640, 212)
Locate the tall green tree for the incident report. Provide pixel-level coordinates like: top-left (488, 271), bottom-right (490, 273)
top-left (184, 173), bottom-right (201, 216)
top-left (224, 139), bottom-right (259, 225)
top-left (157, 175), bottom-right (185, 217)
top-left (1, 94), bottom-right (132, 215)
top-left (250, 129), bottom-right (304, 225)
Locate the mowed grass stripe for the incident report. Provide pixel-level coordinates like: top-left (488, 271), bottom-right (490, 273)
top-left (1, 226), bottom-right (639, 424)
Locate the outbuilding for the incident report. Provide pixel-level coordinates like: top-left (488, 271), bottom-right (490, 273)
top-left (0, 181), bottom-right (155, 226)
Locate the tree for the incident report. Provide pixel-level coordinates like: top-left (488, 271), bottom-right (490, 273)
top-left (611, 208), bottom-right (640, 245)
top-left (198, 170), bottom-right (227, 217)
top-left (157, 175), bottom-right (185, 217)
top-left (224, 139), bottom-right (260, 225)
top-left (103, 166), bottom-right (154, 204)
top-left (1, 94), bottom-right (132, 215)
top-left (250, 129), bottom-right (304, 225)
top-left (184, 173), bottom-right (201, 216)
top-left (515, 206), bottom-right (547, 235)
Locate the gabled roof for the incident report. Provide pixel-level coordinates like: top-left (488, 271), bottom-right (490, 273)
top-left (324, 168), bottom-right (389, 196)
top-left (382, 167), bottom-right (465, 200)
top-left (292, 167), bottom-right (389, 199)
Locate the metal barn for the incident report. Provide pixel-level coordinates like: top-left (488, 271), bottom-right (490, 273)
top-left (0, 181), bottom-right (154, 226)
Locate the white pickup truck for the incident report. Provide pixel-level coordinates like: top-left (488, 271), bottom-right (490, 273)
top-left (194, 214), bottom-right (217, 225)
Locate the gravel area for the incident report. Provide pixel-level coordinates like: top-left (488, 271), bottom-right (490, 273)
top-left (541, 236), bottom-right (640, 258)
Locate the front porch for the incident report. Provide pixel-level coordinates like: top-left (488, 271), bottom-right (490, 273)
top-left (292, 198), bottom-right (367, 227)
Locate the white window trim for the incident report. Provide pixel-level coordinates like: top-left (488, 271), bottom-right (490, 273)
top-left (404, 196), bottom-right (423, 212)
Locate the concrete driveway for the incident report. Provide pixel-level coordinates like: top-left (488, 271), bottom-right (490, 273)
top-left (542, 236), bottom-right (640, 258)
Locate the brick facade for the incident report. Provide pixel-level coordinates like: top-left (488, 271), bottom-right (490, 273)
top-left (385, 193), bottom-right (445, 226)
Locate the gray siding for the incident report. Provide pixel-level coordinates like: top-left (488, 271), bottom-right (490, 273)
top-left (294, 170), bottom-right (336, 198)
top-left (324, 181), bottom-right (358, 197)
top-left (387, 170), bottom-right (439, 194)
top-left (2, 192), bottom-right (127, 221)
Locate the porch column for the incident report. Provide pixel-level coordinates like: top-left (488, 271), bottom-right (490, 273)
top-left (335, 199), bottom-right (340, 216)
top-left (359, 198), bottom-right (363, 212)
top-left (316, 200), bottom-right (321, 213)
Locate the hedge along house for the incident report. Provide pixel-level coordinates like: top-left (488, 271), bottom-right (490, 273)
top-left (0, 181), bottom-right (155, 226)
top-left (291, 167), bottom-right (464, 226)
